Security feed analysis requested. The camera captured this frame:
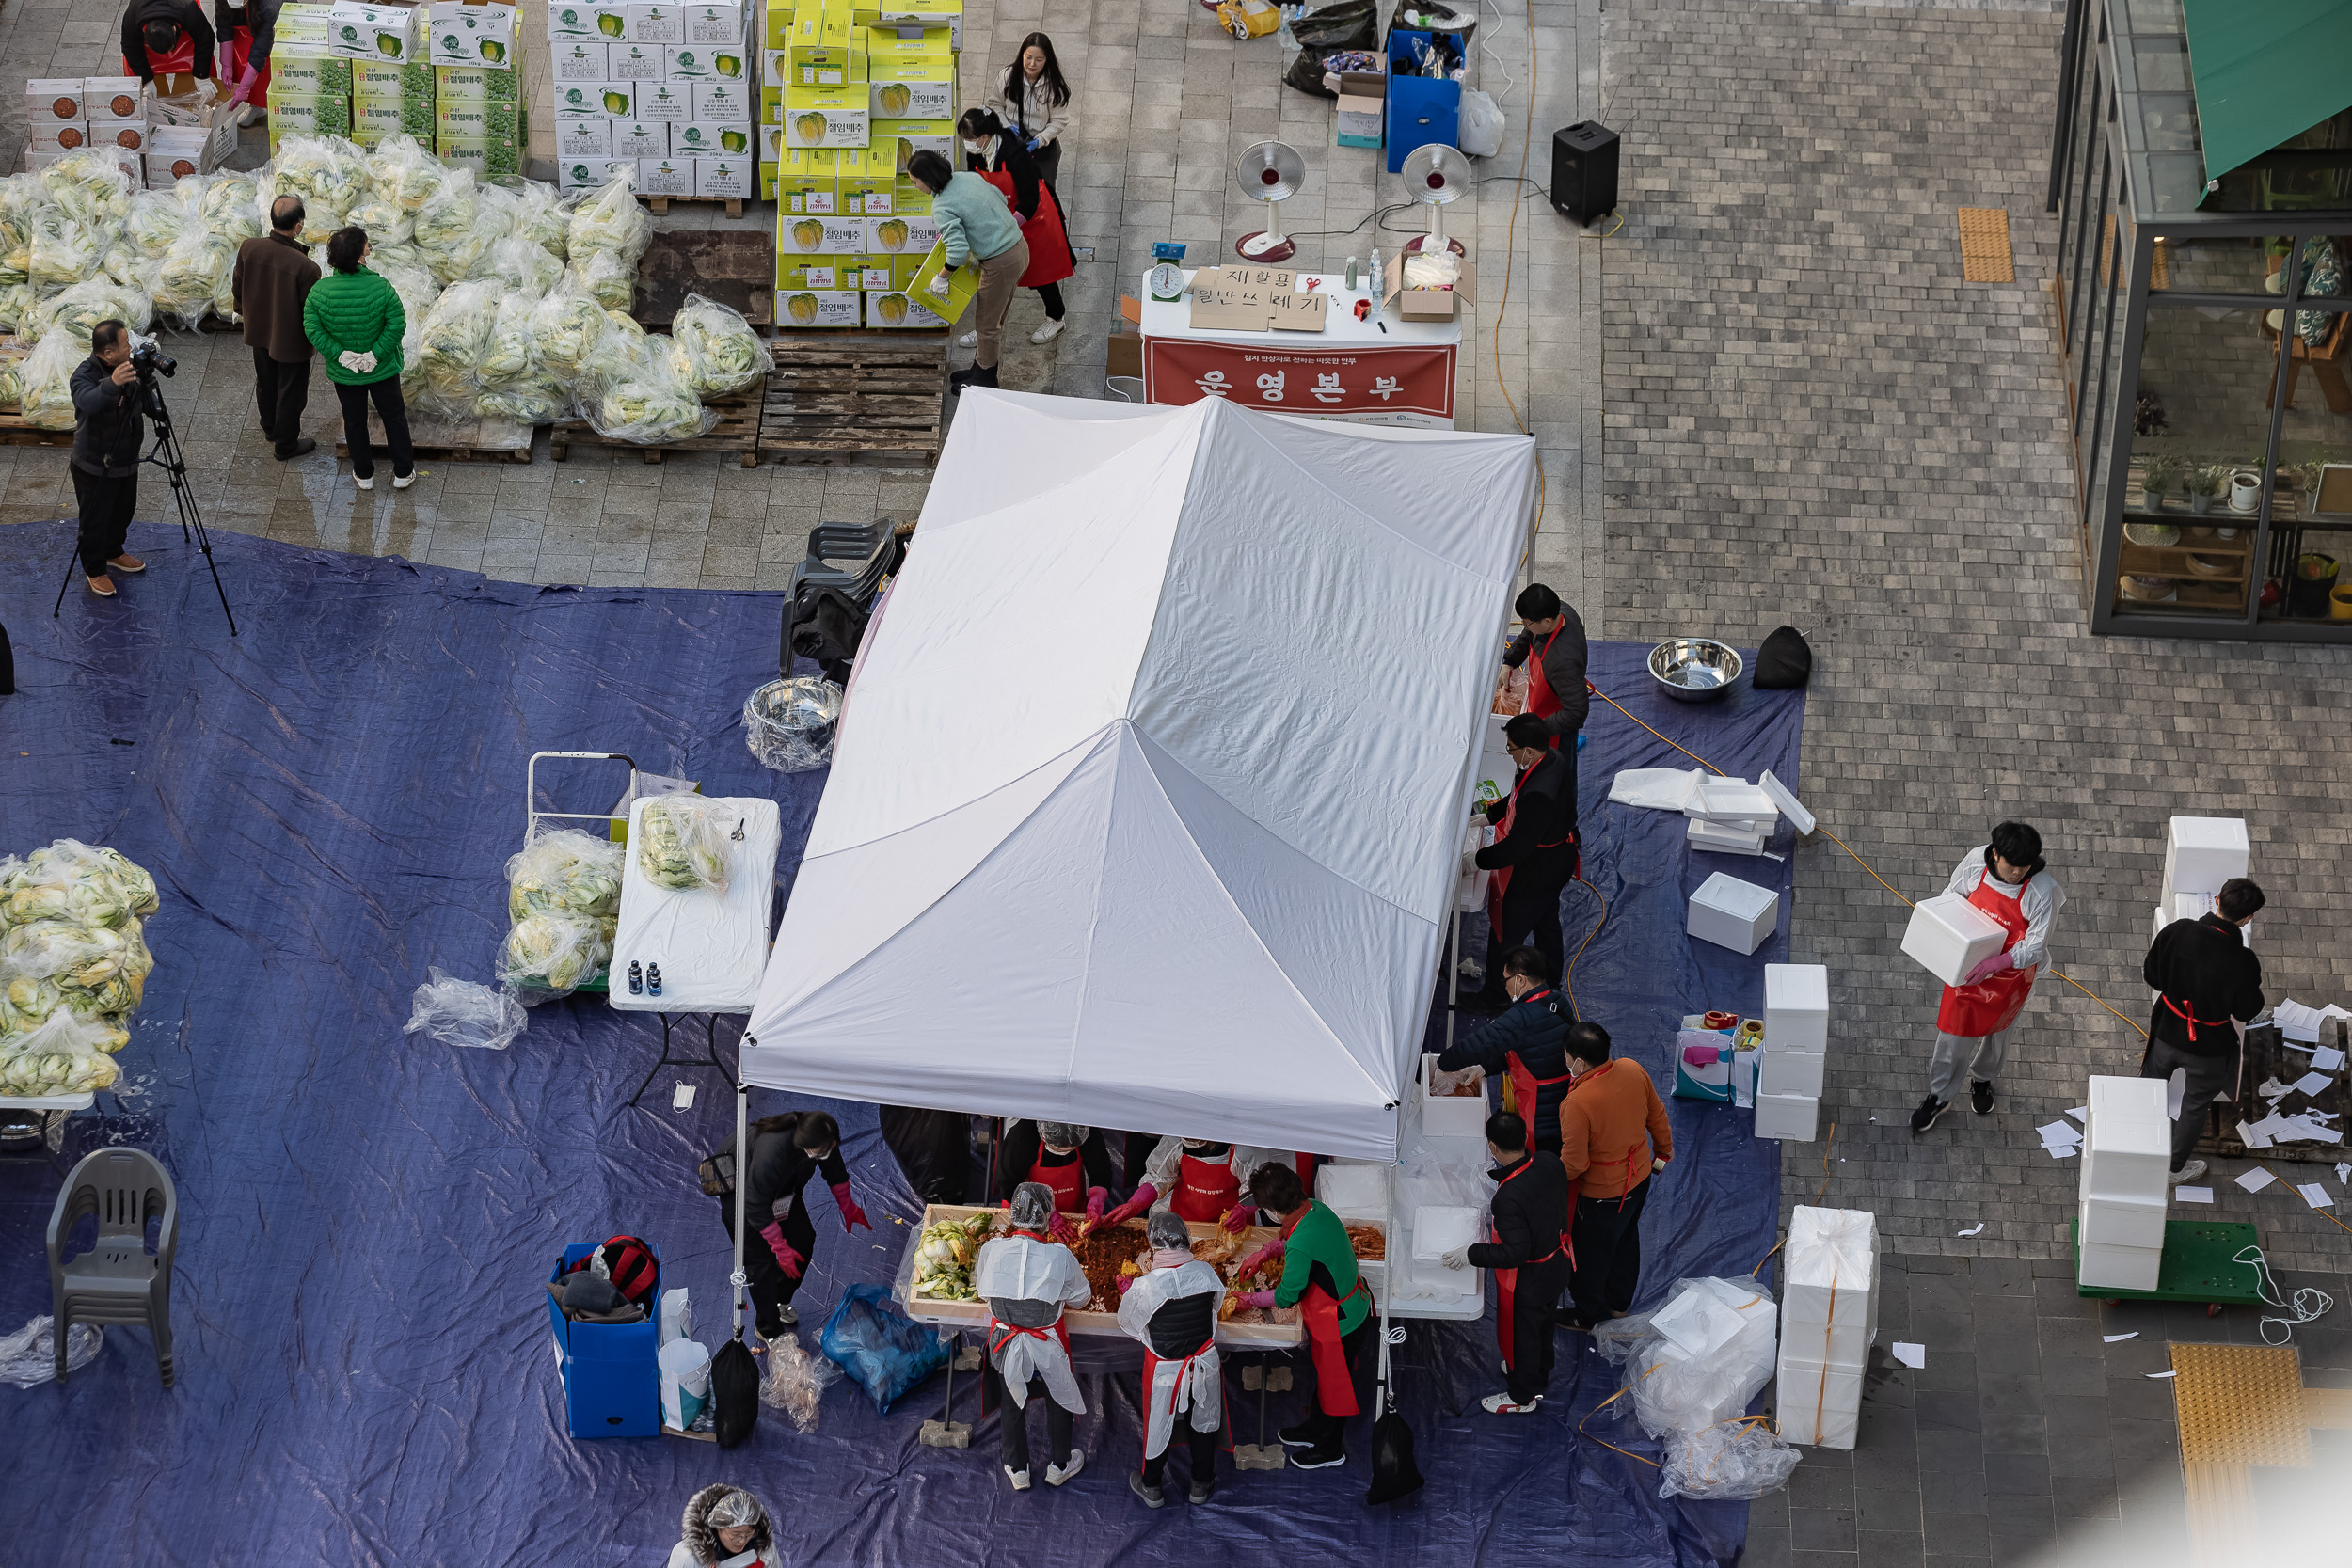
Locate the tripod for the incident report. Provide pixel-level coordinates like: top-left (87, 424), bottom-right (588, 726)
top-left (55, 363), bottom-right (237, 636)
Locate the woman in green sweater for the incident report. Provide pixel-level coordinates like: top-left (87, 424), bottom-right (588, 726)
top-left (302, 226), bottom-right (414, 491)
top-left (1236, 1162), bottom-right (1372, 1470)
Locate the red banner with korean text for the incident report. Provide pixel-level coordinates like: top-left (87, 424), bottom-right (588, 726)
top-left (1141, 337), bottom-right (1456, 423)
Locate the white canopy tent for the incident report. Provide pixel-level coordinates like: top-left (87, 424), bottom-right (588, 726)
top-left (739, 389), bottom-right (1535, 1164)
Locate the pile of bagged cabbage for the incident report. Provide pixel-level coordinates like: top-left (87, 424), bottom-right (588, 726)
top-left (496, 830), bottom-right (622, 1003)
top-left (0, 137), bottom-right (772, 444)
top-left (0, 840), bottom-right (161, 1100)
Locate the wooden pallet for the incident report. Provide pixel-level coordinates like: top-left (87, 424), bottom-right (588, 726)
top-left (757, 330), bottom-right (946, 467)
top-left (644, 194), bottom-right (745, 219)
top-left (0, 411), bottom-right (75, 449)
top-left (333, 408), bottom-right (536, 465)
top-left (548, 380), bottom-right (764, 467)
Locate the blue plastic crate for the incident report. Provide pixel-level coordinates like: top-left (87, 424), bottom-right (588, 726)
top-left (547, 1242), bottom-right (661, 1439)
top-left (1385, 29), bottom-right (1462, 173)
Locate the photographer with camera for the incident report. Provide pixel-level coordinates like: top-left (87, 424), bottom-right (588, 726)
top-left (71, 321), bottom-right (148, 600)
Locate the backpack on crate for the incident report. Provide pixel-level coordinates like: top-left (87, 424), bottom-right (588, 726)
top-left (565, 1235), bottom-right (660, 1307)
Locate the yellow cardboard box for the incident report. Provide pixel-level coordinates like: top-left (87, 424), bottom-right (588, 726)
top-left (907, 237), bottom-right (977, 322)
top-left (834, 145), bottom-right (892, 212)
top-left (774, 287), bottom-right (862, 327)
top-left (784, 85), bottom-right (867, 148)
top-left (777, 254), bottom-right (854, 290)
top-left (863, 288), bottom-right (950, 328)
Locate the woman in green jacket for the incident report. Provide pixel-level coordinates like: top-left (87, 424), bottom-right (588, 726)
top-left (302, 226), bottom-right (414, 490)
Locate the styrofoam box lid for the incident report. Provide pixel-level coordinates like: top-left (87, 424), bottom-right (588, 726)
top-left (1785, 1205), bottom-right (1877, 1291)
top-left (1411, 1205), bottom-right (1483, 1260)
top-left (2088, 1075), bottom-right (2167, 1119)
top-left (1692, 871), bottom-right (1777, 919)
top-left (1765, 963), bottom-right (1829, 1013)
top-left (2081, 1188), bottom-right (2167, 1214)
top-left (1698, 779), bottom-right (1779, 819)
top-left (2087, 1112), bottom-right (2169, 1159)
top-left (1911, 891), bottom-right (2006, 942)
top-left (1649, 1286), bottom-right (1752, 1358)
top-left (1315, 1159), bottom-right (1389, 1217)
top-left (2168, 816), bottom-right (2249, 854)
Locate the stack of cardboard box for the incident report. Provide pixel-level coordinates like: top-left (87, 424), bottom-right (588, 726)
top-left (548, 0), bottom-right (749, 200)
top-left (1774, 1204), bottom-right (1879, 1449)
top-left (765, 0), bottom-right (958, 327)
top-left (270, 5), bottom-right (356, 152)
top-left (429, 3), bottom-right (523, 174)
top-left (26, 80), bottom-right (150, 183)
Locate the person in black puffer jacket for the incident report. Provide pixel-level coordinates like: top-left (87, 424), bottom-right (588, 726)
top-left (666, 1485), bottom-right (780, 1568)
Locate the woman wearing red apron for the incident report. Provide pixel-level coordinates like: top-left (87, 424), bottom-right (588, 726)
top-left (1116, 1135), bottom-right (1293, 1232)
top-left (1465, 711), bottom-right (1579, 1010)
top-left (1911, 822), bottom-right (2067, 1133)
top-left (119, 0), bottom-right (216, 89)
top-left (1229, 1163), bottom-right (1371, 1469)
top-left (974, 1183), bottom-right (1094, 1490)
top-left (991, 1119), bottom-right (1114, 1241)
top-left (958, 107), bottom-right (1076, 348)
top-left (213, 0), bottom-right (278, 123)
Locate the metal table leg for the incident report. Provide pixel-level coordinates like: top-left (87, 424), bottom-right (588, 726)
top-left (628, 1013), bottom-right (732, 1108)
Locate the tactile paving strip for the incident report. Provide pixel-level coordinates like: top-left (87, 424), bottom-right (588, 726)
top-left (2172, 1342), bottom-right (2308, 1568)
top-left (1957, 207), bottom-right (2015, 282)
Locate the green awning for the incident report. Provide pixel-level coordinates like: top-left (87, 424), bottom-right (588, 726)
top-left (2183, 0), bottom-right (2352, 185)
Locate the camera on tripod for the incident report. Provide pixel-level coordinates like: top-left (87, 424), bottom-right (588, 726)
top-left (130, 340), bottom-right (175, 379)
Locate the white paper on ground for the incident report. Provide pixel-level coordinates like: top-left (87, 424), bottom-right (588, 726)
top-left (1891, 1342), bottom-right (1925, 1369)
top-left (673, 1084), bottom-right (696, 1109)
top-left (2258, 1114), bottom-right (2343, 1145)
top-left (2104, 1332), bottom-right (2138, 1343)
top-left (2174, 1186), bottom-right (2215, 1203)
top-left (2260, 1077), bottom-right (2294, 1101)
top-left (2236, 1167), bottom-right (2277, 1192)
top-left (2337, 1162), bottom-right (2350, 1185)
top-left (2065, 1106), bottom-right (2090, 1123)
top-left (1956, 1222), bottom-right (1984, 1237)
top-left (2045, 1145), bottom-right (2077, 1160)
top-left (2317, 1047), bottom-right (2348, 1071)
top-left (2299, 1182), bottom-right (2334, 1210)
top-left (2039, 1119), bottom-right (2082, 1145)
top-left (2293, 1071), bottom-right (2333, 1098)
top-left (2238, 1118), bottom-right (2276, 1149)
top-left (2148, 1370), bottom-right (2178, 1379)
top-left (2274, 999), bottom-right (2352, 1043)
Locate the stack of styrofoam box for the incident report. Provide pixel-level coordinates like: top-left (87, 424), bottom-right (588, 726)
top-left (1775, 1205), bottom-right (1879, 1449)
top-left (548, 0), bottom-right (750, 199)
top-left (24, 80), bottom-right (147, 183)
top-left (1685, 776), bottom-right (1780, 858)
top-left (1687, 871), bottom-right (1778, 956)
top-left (1756, 963), bottom-right (1826, 1142)
top-left (2078, 1075), bottom-right (2169, 1291)
top-left (2154, 815), bottom-right (2251, 955)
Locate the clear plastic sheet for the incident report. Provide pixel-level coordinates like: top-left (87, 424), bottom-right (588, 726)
top-left (403, 967), bottom-right (527, 1051)
top-left (0, 1316), bottom-right (103, 1388)
top-left (1658, 1417), bottom-right (1802, 1501)
top-left (1593, 1277), bottom-right (1780, 1439)
top-left (759, 1332), bottom-right (844, 1432)
top-left (742, 677), bottom-right (841, 773)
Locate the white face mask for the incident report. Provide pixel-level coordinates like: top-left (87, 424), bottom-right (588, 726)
top-left (961, 138), bottom-right (986, 154)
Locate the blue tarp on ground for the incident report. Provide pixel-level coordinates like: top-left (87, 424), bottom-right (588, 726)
top-left (0, 524), bottom-right (1804, 1568)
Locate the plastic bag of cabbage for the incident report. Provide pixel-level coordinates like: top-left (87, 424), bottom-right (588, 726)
top-left (18, 332), bottom-right (84, 431)
top-left (24, 278), bottom-right (153, 348)
top-left (497, 912), bottom-right (614, 1000)
top-left (415, 278), bottom-right (500, 409)
top-left (0, 841), bottom-right (160, 931)
top-left (564, 170), bottom-right (649, 267)
top-left (635, 796), bottom-right (733, 894)
top-left (671, 293), bottom-right (772, 397)
top-left (38, 150), bottom-right (134, 239)
top-left (505, 830), bottom-right (624, 923)
top-left (0, 920), bottom-right (154, 1018)
top-left (582, 355), bottom-right (718, 445)
top-left (0, 1009), bottom-right (120, 1098)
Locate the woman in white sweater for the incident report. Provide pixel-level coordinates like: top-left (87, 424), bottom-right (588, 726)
top-left (985, 31), bottom-right (1073, 193)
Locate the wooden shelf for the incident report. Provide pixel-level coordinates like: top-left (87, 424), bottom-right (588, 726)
top-left (2119, 545), bottom-right (2251, 585)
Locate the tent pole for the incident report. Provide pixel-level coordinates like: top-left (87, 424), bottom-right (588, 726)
top-left (1375, 1116), bottom-right (1398, 1419)
top-left (1445, 906), bottom-right (1460, 1053)
top-left (734, 1060), bottom-right (751, 1338)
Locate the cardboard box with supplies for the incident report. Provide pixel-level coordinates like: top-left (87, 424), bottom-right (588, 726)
top-left (1381, 251), bottom-right (1475, 322)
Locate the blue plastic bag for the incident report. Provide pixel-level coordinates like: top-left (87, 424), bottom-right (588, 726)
top-left (818, 1283), bottom-right (949, 1415)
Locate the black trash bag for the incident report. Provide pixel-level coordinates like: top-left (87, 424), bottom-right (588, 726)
top-left (1282, 0), bottom-right (1379, 97)
top-left (711, 1331), bottom-right (762, 1448)
top-left (1753, 626), bottom-right (1812, 689)
top-left (1365, 1409), bottom-right (1424, 1504)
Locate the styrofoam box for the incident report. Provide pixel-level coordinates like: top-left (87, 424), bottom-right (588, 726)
top-left (1688, 817), bottom-right (1768, 856)
top-left (557, 118), bottom-right (613, 157)
top-left (2088, 1075), bottom-right (2167, 1121)
top-left (612, 119), bottom-right (668, 156)
top-left (1899, 893), bottom-right (2007, 986)
top-left (2165, 816), bottom-right (2248, 895)
top-left (2157, 887), bottom-right (2255, 951)
top-left (1754, 1091), bottom-right (1819, 1142)
top-left (1775, 1356), bottom-right (1862, 1449)
top-left (556, 156), bottom-right (634, 188)
top-left (1780, 1311), bottom-right (1871, 1370)
top-left (693, 156), bottom-right (750, 198)
top-left (628, 4), bottom-right (684, 43)
top-left (85, 80), bottom-right (145, 120)
top-left (552, 40), bottom-right (611, 79)
top-left (2077, 1235), bottom-right (2162, 1293)
top-left (1419, 1052), bottom-right (1489, 1140)
top-left (1411, 1205), bottom-right (1482, 1262)
top-left (2080, 1122), bottom-right (2169, 1203)
top-left (1765, 963), bottom-right (1829, 1052)
top-left (1784, 1206), bottom-right (1877, 1322)
top-left (2081, 1193), bottom-right (2167, 1250)
top-left (27, 81), bottom-right (85, 122)
top-left (1759, 1048), bottom-right (1824, 1100)
top-left (608, 42), bottom-right (665, 80)
top-left (637, 156), bottom-right (694, 196)
top-left (1693, 779), bottom-right (1779, 823)
top-left (1687, 872), bottom-right (1779, 956)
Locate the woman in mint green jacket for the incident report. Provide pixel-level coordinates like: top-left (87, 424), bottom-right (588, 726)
top-left (302, 226), bottom-right (415, 491)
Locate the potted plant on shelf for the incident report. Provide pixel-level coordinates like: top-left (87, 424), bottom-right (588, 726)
top-left (2290, 551), bottom-right (2340, 617)
top-left (2187, 465), bottom-right (2224, 515)
top-left (2139, 456), bottom-right (2179, 512)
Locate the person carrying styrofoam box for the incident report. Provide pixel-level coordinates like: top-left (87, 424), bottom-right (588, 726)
top-left (1905, 822), bottom-right (2066, 1137)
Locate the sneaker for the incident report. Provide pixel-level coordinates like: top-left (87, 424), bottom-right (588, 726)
top-left (776, 1304), bottom-right (796, 1327)
top-left (1187, 1479), bottom-right (1216, 1504)
top-left (85, 574), bottom-right (117, 597)
top-left (392, 470), bottom-right (416, 490)
top-left (1128, 1471), bottom-right (1165, 1509)
top-left (1289, 1444), bottom-right (1346, 1470)
top-left (2170, 1159), bottom-right (2209, 1185)
top-left (1004, 1465), bottom-right (1031, 1492)
top-left (1030, 318), bottom-right (1065, 344)
top-left (276, 436), bottom-right (316, 460)
top-left (1481, 1391), bottom-right (1542, 1415)
top-left (958, 329), bottom-right (977, 348)
top-left (1045, 1449), bottom-right (1084, 1486)
top-left (106, 553), bottom-right (145, 573)
top-left (1910, 1095), bottom-right (1948, 1134)
top-left (1276, 1422), bottom-right (1316, 1449)
top-left (354, 473), bottom-right (374, 490)
top-left (1970, 1080), bottom-right (1995, 1116)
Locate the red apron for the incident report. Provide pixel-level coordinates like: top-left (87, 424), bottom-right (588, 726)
top-left (1170, 1147), bottom-right (1240, 1224)
top-left (1485, 759), bottom-right (1572, 930)
top-left (1139, 1336), bottom-right (1220, 1458)
top-left (1489, 1158), bottom-right (1570, 1368)
top-left (1523, 624), bottom-right (1565, 732)
top-left (223, 24), bottom-right (271, 109)
top-left (976, 165), bottom-right (1075, 289)
top-left (1558, 1060), bottom-right (1649, 1236)
top-left (1502, 988), bottom-right (1573, 1132)
top-left (1934, 875), bottom-right (2036, 1037)
top-left (124, 29), bottom-right (199, 79)
top-left (1028, 1148), bottom-right (1087, 1213)
top-left (1280, 1207), bottom-right (1371, 1418)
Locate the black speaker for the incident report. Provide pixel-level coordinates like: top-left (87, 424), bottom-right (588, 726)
top-left (1550, 121), bottom-right (1619, 227)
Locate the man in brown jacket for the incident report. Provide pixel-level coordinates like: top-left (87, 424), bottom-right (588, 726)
top-left (230, 195), bottom-right (317, 460)
top-left (1555, 1021), bottom-right (1672, 1332)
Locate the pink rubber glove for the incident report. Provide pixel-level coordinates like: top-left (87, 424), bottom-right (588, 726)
top-left (229, 64), bottom-right (259, 104)
top-left (760, 1220), bottom-right (804, 1279)
top-left (830, 1181), bottom-right (870, 1233)
top-left (1963, 950), bottom-right (2015, 986)
top-left (1219, 1205), bottom-right (1252, 1235)
top-left (1237, 1289), bottom-right (1278, 1310)
top-left (1102, 1197), bottom-right (1147, 1227)
top-left (1233, 1238), bottom-right (1284, 1275)
top-left (1047, 1211), bottom-right (1077, 1244)
top-left (1085, 1188), bottom-right (1108, 1223)
top-left (1117, 1274), bottom-right (1135, 1295)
